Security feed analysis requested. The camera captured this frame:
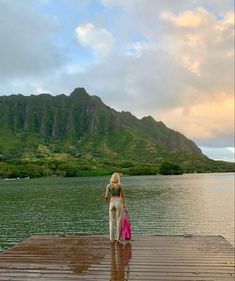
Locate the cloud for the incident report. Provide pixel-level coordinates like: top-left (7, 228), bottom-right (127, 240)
top-left (76, 8), bottom-right (233, 102)
top-left (125, 41), bottom-right (153, 57)
top-left (100, 0), bottom-right (233, 13)
top-left (75, 23), bottom-right (115, 58)
top-left (160, 8), bottom-right (234, 85)
top-left (0, 0), bottom-right (62, 79)
top-left (161, 7), bottom-right (212, 27)
top-left (158, 94), bottom-right (234, 147)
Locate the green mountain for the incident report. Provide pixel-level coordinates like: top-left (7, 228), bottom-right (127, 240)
top-left (0, 88), bottom-right (233, 177)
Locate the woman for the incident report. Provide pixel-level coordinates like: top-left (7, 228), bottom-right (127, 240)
top-left (105, 172), bottom-right (128, 243)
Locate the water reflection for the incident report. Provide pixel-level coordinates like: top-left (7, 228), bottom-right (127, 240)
top-left (110, 242), bottom-right (132, 281)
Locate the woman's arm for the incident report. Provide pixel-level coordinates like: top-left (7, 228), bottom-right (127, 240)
top-left (120, 185), bottom-right (128, 212)
top-left (105, 184), bottom-right (110, 202)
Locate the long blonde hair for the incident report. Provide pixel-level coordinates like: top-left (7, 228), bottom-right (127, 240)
top-left (110, 172), bottom-right (120, 184)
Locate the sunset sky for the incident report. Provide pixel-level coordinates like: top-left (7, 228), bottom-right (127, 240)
top-left (0, 0), bottom-right (234, 161)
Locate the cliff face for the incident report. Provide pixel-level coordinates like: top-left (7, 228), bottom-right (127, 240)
top-left (0, 87), bottom-right (201, 156)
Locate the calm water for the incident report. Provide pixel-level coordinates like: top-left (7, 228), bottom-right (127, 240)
top-left (0, 173), bottom-right (234, 252)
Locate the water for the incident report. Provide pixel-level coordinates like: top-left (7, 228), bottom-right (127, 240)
top-left (0, 173), bottom-right (234, 252)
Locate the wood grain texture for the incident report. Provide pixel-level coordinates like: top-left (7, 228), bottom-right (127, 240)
top-left (0, 235), bottom-right (234, 280)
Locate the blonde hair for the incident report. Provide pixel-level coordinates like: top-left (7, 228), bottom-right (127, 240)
top-left (110, 172), bottom-right (120, 184)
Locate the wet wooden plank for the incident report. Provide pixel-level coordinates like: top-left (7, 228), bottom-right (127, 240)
top-left (0, 235), bottom-right (234, 280)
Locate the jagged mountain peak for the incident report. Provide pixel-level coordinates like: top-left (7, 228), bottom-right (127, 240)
top-left (0, 87), bottom-right (202, 155)
top-left (141, 115), bottom-right (156, 122)
top-left (70, 87), bottom-right (90, 97)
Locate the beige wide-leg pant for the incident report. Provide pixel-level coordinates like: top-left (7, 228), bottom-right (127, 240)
top-left (109, 197), bottom-right (123, 241)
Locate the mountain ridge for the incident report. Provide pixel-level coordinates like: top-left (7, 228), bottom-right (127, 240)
top-left (0, 87), bottom-right (201, 153)
top-left (0, 88), bottom-right (234, 177)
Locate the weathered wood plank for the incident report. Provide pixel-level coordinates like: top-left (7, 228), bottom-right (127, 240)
top-left (0, 235), bottom-right (234, 280)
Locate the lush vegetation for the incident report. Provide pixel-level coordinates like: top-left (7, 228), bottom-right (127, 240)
top-left (0, 88), bottom-right (234, 178)
top-left (159, 162), bottom-right (183, 175)
top-left (0, 146), bottom-right (234, 178)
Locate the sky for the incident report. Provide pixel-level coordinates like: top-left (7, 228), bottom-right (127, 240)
top-left (0, 0), bottom-right (234, 162)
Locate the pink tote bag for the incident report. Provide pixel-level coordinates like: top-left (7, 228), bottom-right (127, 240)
top-left (121, 214), bottom-right (132, 240)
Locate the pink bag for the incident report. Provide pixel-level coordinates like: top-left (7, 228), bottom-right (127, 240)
top-left (121, 214), bottom-right (132, 240)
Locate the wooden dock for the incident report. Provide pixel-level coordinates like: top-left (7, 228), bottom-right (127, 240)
top-left (0, 235), bottom-right (234, 280)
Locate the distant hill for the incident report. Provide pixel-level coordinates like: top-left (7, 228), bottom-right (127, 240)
top-left (0, 88), bottom-right (234, 178)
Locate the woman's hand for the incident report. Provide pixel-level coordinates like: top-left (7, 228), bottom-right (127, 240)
top-left (125, 207), bottom-right (128, 213)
